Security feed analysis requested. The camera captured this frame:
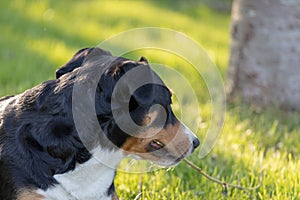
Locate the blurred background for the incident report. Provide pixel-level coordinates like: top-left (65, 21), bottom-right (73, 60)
top-left (1, 0), bottom-right (299, 199)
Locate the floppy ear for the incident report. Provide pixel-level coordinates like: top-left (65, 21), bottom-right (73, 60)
top-left (129, 65), bottom-right (166, 108)
top-left (127, 84), bottom-right (154, 111)
top-left (111, 56), bottom-right (168, 109)
top-left (56, 47), bottom-right (112, 79)
top-left (139, 56), bottom-right (148, 63)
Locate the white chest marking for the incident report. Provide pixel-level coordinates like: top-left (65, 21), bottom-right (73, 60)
top-left (37, 149), bottom-right (124, 200)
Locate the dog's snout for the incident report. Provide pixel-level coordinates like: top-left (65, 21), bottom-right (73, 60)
top-left (193, 138), bottom-right (200, 149)
top-left (181, 123), bottom-right (200, 153)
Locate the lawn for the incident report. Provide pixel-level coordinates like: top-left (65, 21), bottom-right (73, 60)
top-left (1, 0), bottom-right (300, 199)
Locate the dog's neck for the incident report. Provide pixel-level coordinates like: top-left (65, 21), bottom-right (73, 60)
top-left (37, 148), bottom-right (124, 200)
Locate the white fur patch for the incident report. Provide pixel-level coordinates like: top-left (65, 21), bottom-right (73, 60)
top-left (37, 149), bottom-right (124, 200)
top-left (182, 123), bottom-right (198, 155)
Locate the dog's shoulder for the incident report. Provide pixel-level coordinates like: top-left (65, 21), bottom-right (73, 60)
top-left (0, 78), bottom-right (91, 195)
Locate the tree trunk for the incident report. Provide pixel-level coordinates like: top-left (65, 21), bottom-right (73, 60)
top-left (227, 0), bottom-right (300, 110)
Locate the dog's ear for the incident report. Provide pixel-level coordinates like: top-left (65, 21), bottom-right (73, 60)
top-left (139, 56), bottom-right (148, 63)
top-left (111, 57), bottom-right (169, 110)
top-left (56, 47), bottom-right (112, 79)
top-left (130, 84), bottom-right (154, 110)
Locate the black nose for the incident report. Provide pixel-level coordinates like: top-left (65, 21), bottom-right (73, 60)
top-left (193, 138), bottom-right (200, 149)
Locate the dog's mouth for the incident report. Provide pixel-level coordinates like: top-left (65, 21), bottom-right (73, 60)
top-left (145, 139), bottom-right (190, 167)
top-left (148, 139), bottom-right (165, 151)
top-left (151, 153), bottom-right (186, 167)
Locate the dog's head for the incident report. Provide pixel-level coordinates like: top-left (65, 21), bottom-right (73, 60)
top-left (57, 48), bottom-right (200, 167)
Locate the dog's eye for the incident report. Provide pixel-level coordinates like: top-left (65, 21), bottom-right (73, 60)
top-left (149, 139), bottom-right (165, 151)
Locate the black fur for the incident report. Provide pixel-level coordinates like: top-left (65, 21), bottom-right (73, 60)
top-left (0, 47), bottom-right (175, 198)
top-left (55, 47), bottom-right (111, 79)
top-left (106, 172), bottom-right (116, 196)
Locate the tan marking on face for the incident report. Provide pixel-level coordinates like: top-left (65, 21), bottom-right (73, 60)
top-left (142, 111), bottom-right (159, 126)
top-left (143, 116), bottom-right (151, 126)
top-left (17, 189), bottom-right (44, 200)
top-left (121, 121), bottom-right (192, 162)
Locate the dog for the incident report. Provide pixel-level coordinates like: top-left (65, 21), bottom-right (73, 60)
top-left (0, 47), bottom-right (200, 200)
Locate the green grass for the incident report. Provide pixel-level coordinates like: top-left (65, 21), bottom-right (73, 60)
top-left (1, 0), bottom-right (300, 199)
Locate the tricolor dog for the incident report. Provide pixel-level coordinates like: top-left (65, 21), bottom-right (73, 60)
top-left (0, 48), bottom-right (200, 200)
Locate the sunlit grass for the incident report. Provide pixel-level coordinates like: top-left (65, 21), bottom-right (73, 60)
top-left (1, 0), bottom-right (300, 199)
